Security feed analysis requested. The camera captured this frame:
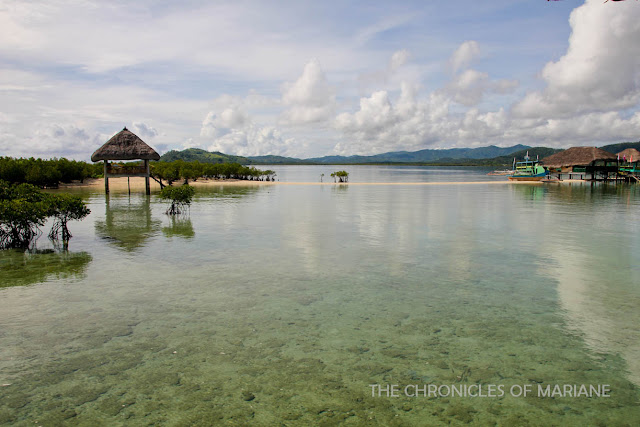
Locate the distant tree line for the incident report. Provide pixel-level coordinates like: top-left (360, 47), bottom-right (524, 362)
top-left (0, 180), bottom-right (90, 249)
top-left (150, 161), bottom-right (276, 188)
top-left (0, 157), bottom-right (277, 189)
top-left (0, 157), bottom-right (102, 188)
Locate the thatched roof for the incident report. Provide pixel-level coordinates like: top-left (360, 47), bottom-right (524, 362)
top-left (91, 127), bottom-right (160, 162)
top-left (541, 147), bottom-right (617, 168)
top-left (617, 148), bottom-right (640, 160)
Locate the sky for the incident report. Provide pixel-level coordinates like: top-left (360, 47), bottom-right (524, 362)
top-left (1, 0), bottom-right (639, 160)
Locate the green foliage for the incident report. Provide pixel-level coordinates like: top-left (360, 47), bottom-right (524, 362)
top-left (160, 184), bottom-right (196, 215)
top-left (0, 249), bottom-right (92, 288)
top-left (0, 157), bottom-right (102, 187)
top-left (0, 180), bottom-right (91, 249)
top-left (599, 141), bottom-right (640, 154)
top-left (47, 193), bottom-right (91, 241)
top-left (330, 171), bottom-right (349, 182)
top-left (151, 161), bottom-right (181, 185)
top-left (150, 161), bottom-right (275, 187)
top-left (0, 181), bottom-right (51, 248)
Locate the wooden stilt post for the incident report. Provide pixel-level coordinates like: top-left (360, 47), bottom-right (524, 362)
top-left (128, 176), bottom-right (131, 195)
top-left (104, 160), bottom-right (109, 194)
top-left (144, 159), bottom-right (150, 195)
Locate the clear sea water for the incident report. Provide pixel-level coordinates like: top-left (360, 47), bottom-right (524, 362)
top-left (1, 166), bottom-right (639, 425)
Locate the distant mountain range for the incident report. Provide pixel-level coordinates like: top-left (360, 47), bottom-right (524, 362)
top-left (159, 142), bottom-right (640, 166)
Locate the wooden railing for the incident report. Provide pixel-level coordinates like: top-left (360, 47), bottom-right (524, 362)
top-left (106, 164), bottom-right (147, 175)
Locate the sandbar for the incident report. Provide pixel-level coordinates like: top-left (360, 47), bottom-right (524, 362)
top-left (58, 177), bottom-right (545, 192)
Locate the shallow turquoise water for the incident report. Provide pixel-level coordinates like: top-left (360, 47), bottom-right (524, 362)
top-left (1, 166), bottom-right (639, 425)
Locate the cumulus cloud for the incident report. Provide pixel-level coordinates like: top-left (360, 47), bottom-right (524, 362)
top-left (206, 125), bottom-right (295, 157)
top-left (280, 59), bottom-right (335, 125)
top-left (334, 83), bottom-right (458, 154)
top-left (132, 122), bottom-right (158, 138)
top-left (0, 123), bottom-right (105, 159)
top-left (181, 138), bottom-right (201, 149)
top-left (513, 0), bottom-right (640, 118)
top-left (390, 49), bottom-right (410, 73)
top-left (446, 69), bottom-right (518, 106)
top-left (358, 49), bottom-right (413, 93)
top-left (200, 108), bottom-right (297, 156)
top-left (1, 1), bottom-right (638, 159)
top-left (450, 41), bottom-right (480, 73)
top-left (444, 41), bottom-right (518, 106)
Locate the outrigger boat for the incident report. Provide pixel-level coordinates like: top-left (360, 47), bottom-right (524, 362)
top-left (508, 152), bottom-right (547, 181)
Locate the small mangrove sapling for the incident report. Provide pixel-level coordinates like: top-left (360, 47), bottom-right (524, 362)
top-left (47, 193), bottom-right (91, 242)
top-left (160, 184), bottom-right (195, 215)
top-left (330, 170), bottom-right (349, 183)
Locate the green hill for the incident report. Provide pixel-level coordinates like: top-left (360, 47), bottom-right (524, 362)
top-left (501, 147), bottom-right (563, 162)
top-left (599, 141), bottom-right (640, 154)
top-left (247, 155), bottom-right (311, 165)
top-left (161, 145), bottom-right (535, 165)
top-left (305, 144), bottom-right (530, 164)
top-left (160, 148), bottom-right (249, 164)
top-left (155, 144), bottom-right (576, 167)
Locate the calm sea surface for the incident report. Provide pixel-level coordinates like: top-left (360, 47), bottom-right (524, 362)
top-left (1, 166), bottom-right (639, 425)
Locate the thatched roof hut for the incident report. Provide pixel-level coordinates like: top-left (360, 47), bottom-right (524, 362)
top-left (91, 127), bottom-right (160, 162)
top-left (617, 148), bottom-right (640, 161)
top-left (541, 147), bottom-right (616, 168)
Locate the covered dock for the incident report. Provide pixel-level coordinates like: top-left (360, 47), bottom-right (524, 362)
top-left (91, 127), bottom-right (160, 194)
top-left (542, 147), bottom-right (618, 181)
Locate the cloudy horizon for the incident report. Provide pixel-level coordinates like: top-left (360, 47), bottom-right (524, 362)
top-left (1, 0), bottom-right (639, 160)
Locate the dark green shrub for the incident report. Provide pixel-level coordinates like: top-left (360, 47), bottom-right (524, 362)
top-left (160, 184), bottom-right (195, 215)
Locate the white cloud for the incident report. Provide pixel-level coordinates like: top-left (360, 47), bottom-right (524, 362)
top-left (132, 122), bottom-right (158, 138)
top-left (450, 40), bottom-right (480, 73)
top-left (514, 0), bottom-right (640, 118)
top-left (0, 123), bottom-right (106, 160)
top-left (356, 49), bottom-right (416, 95)
top-left (444, 41), bottom-right (518, 106)
top-left (200, 107), bottom-right (298, 157)
top-left (181, 138), bottom-right (201, 149)
top-left (335, 83), bottom-right (459, 154)
top-left (0, 0), bottom-right (638, 159)
top-left (390, 49), bottom-right (410, 72)
top-left (280, 59), bottom-right (335, 125)
top-left (446, 69), bottom-right (518, 106)
top-left (206, 124), bottom-right (296, 157)
top-left (0, 0), bottom-right (374, 82)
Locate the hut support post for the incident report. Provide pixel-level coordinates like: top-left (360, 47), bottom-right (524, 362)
top-left (144, 160), bottom-right (150, 195)
top-left (104, 160), bottom-right (109, 194)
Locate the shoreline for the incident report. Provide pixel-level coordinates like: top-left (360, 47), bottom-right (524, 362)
top-left (56, 177), bottom-right (552, 192)
top-left (58, 177), bottom-right (274, 191)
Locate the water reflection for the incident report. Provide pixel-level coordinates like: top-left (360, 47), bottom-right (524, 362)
top-left (194, 184), bottom-right (264, 200)
top-left (0, 248), bottom-right (92, 288)
top-left (331, 184), bottom-right (349, 193)
top-left (94, 195), bottom-right (161, 252)
top-left (511, 181), bottom-right (640, 205)
top-left (162, 217), bottom-right (195, 239)
top-left (510, 184), bottom-right (547, 201)
top-left (521, 183), bottom-right (640, 386)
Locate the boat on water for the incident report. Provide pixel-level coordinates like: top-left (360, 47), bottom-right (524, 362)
top-left (508, 153), bottom-right (547, 181)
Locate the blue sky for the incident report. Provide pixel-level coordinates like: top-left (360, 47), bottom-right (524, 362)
top-left (1, 0), bottom-right (639, 159)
